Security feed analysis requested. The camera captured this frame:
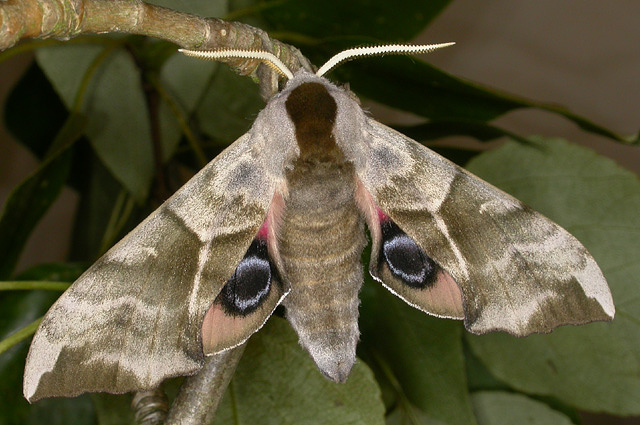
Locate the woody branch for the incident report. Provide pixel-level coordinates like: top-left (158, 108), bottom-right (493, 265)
top-left (0, 0), bottom-right (311, 96)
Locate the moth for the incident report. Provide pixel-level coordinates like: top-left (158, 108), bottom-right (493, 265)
top-left (24, 43), bottom-right (615, 402)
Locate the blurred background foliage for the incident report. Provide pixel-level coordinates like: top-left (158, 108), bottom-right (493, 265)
top-left (0, 0), bottom-right (638, 424)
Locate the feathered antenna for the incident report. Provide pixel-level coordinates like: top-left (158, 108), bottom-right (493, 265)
top-left (179, 42), bottom-right (455, 80)
top-left (178, 48), bottom-right (294, 80)
top-left (315, 42), bottom-right (455, 77)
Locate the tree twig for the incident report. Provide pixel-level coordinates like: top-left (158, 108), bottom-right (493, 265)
top-left (164, 344), bottom-right (247, 425)
top-left (0, 0), bottom-right (312, 93)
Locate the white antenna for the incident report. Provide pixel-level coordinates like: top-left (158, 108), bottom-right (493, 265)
top-left (315, 42), bottom-right (455, 77)
top-left (178, 48), bottom-right (294, 80)
top-left (179, 42), bottom-right (455, 81)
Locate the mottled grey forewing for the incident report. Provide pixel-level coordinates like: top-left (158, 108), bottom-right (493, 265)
top-left (24, 132), bottom-right (282, 402)
top-left (357, 119), bottom-right (614, 336)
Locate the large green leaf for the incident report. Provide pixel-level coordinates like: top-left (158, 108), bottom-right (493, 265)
top-left (254, 0), bottom-right (629, 144)
top-left (158, 53), bottom-right (217, 161)
top-left (359, 280), bottom-right (475, 425)
top-left (36, 44), bottom-right (153, 202)
top-left (214, 316), bottom-right (385, 425)
top-left (471, 392), bottom-right (573, 425)
top-left (35, 39), bottom-right (221, 202)
top-left (195, 64), bottom-right (264, 147)
top-left (465, 138), bottom-right (640, 415)
top-left (4, 62), bottom-right (68, 158)
top-left (394, 120), bottom-right (524, 145)
top-left (261, 0), bottom-right (451, 42)
top-left (143, 0), bottom-right (228, 162)
top-left (340, 58), bottom-right (627, 143)
top-left (0, 147), bottom-right (74, 279)
top-left (341, 58), bottom-right (523, 123)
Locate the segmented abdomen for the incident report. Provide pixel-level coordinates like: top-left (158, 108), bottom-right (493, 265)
top-left (279, 161), bottom-right (366, 381)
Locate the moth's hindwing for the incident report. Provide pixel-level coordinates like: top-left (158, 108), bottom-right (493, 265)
top-left (356, 119), bottom-right (614, 336)
top-left (23, 132), bottom-right (287, 402)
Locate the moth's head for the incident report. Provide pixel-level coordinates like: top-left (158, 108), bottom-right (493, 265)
top-left (178, 42), bottom-right (455, 145)
top-left (178, 43), bottom-right (454, 167)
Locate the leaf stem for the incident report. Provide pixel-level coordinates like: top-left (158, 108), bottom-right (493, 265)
top-left (0, 280), bottom-right (71, 291)
top-left (0, 317), bottom-right (42, 355)
top-left (98, 190), bottom-right (135, 256)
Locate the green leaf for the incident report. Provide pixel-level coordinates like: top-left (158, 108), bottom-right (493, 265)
top-left (214, 316), bottom-right (385, 425)
top-left (252, 0), bottom-right (626, 144)
top-left (91, 393), bottom-right (135, 425)
top-left (261, 0), bottom-right (451, 42)
top-left (68, 151), bottom-right (142, 262)
top-left (465, 138), bottom-right (640, 415)
top-left (129, 40), bottom-right (223, 166)
top-left (471, 392), bottom-right (573, 425)
top-left (341, 58), bottom-right (627, 143)
top-left (37, 43), bottom-right (154, 202)
top-left (464, 344), bottom-right (509, 393)
top-left (0, 88), bottom-right (87, 278)
top-left (343, 58), bottom-right (523, 122)
top-left (386, 403), bottom-right (451, 425)
top-left (4, 62), bottom-right (68, 158)
top-left (81, 48), bottom-right (154, 203)
top-left (394, 120), bottom-right (525, 145)
top-left (360, 280), bottom-right (476, 425)
top-left (35, 44), bottom-right (104, 108)
top-left (195, 65), bottom-right (264, 146)
top-left (0, 147), bottom-right (73, 279)
top-left (0, 62), bottom-right (84, 279)
top-left (158, 53), bottom-right (217, 161)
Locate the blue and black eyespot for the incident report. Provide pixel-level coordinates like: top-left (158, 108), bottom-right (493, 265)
top-left (380, 218), bottom-right (439, 289)
top-left (219, 238), bottom-right (279, 316)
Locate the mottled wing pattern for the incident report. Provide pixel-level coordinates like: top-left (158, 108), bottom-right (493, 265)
top-left (24, 131), bottom-right (284, 402)
top-left (358, 119), bottom-right (614, 335)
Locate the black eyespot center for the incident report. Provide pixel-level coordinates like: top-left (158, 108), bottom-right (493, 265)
top-left (219, 238), bottom-right (276, 315)
top-left (380, 219), bottom-right (439, 289)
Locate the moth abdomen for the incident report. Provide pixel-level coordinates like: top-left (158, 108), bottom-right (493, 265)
top-left (280, 162), bottom-right (366, 382)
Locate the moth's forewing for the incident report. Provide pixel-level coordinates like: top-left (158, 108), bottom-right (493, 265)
top-left (23, 131), bottom-right (288, 401)
top-left (354, 120), bottom-right (614, 335)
